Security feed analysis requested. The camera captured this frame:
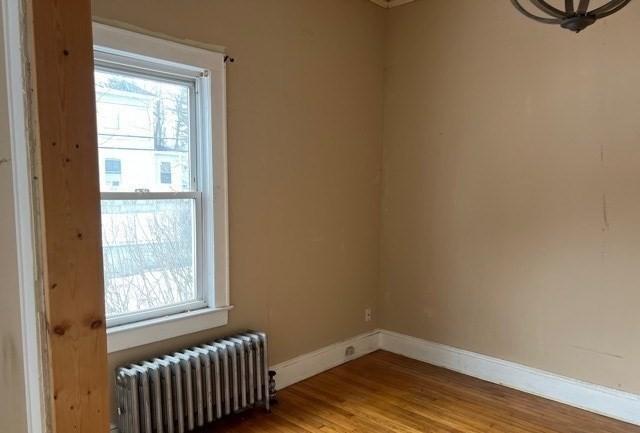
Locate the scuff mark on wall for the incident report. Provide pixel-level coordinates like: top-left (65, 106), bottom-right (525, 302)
top-left (602, 193), bottom-right (610, 232)
top-left (571, 344), bottom-right (623, 360)
top-left (600, 144), bottom-right (610, 232)
top-left (1, 334), bottom-right (19, 388)
top-left (0, 157), bottom-right (10, 165)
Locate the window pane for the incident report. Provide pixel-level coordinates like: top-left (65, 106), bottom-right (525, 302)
top-left (105, 158), bottom-right (121, 174)
top-left (95, 68), bottom-right (193, 192)
top-left (101, 199), bottom-right (197, 318)
top-left (104, 158), bottom-right (122, 188)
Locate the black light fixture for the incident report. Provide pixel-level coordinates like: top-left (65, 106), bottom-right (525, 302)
top-left (511, 0), bottom-right (632, 32)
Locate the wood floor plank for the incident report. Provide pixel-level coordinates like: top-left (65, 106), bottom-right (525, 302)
top-left (205, 351), bottom-right (640, 433)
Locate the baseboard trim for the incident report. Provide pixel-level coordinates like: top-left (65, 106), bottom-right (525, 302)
top-left (379, 330), bottom-right (640, 427)
top-left (271, 329), bottom-right (640, 426)
top-left (271, 330), bottom-right (380, 390)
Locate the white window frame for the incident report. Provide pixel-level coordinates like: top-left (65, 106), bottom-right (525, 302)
top-left (93, 23), bottom-right (231, 353)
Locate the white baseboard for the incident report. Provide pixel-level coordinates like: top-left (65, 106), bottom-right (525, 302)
top-left (271, 330), bottom-right (380, 390)
top-left (379, 329), bottom-right (640, 427)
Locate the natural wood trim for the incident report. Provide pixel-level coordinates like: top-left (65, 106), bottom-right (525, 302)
top-left (29, 1), bottom-right (109, 432)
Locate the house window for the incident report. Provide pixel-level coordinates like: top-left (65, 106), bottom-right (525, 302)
top-left (104, 158), bottom-right (121, 187)
top-left (94, 23), bottom-right (230, 352)
top-left (160, 161), bottom-right (172, 185)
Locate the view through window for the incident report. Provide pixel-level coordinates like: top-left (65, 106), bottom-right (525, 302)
top-left (95, 66), bottom-right (204, 325)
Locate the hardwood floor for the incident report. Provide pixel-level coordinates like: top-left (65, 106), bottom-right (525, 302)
top-left (208, 351), bottom-right (639, 433)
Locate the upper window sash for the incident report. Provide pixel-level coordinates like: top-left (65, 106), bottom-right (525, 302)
top-left (95, 61), bottom-right (199, 194)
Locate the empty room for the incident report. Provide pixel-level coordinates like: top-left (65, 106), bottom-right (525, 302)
top-left (2, 0), bottom-right (640, 432)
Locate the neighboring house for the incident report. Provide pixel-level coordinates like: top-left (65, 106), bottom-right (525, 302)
top-left (95, 73), bottom-right (190, 193)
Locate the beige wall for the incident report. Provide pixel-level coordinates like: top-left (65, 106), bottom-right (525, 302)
top-left (381, 0), bottom-right (640, 394)
top-left (0, 7), bottom-right (29, 433)
top-left (92, 0), bottom-right (386, 413)
top-left (93, 0), bottom-right (640, 416)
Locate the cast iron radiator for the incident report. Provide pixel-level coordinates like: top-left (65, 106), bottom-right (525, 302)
top-left (115, 331), bottom-right (270, 433)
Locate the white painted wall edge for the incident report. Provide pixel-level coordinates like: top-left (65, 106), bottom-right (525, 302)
top-left (379, 330), bottom-right (640, 427)
top-left (1, 0), bottom-right (47, 432)
top-left (368, 0), bottom-right (417, 9)
top-left (111, 328), bottom-right (640, 431)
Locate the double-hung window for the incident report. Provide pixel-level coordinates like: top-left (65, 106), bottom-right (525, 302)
top-left (93, 24), bottom-right (230, 352)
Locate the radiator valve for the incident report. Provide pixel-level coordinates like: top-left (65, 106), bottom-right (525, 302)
top-left (268, 370), bottom-right (277, 404)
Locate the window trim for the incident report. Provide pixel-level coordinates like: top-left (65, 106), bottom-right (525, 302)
top-left (93, 23), bottom-right (230, 352)
top-left (106, 307), bottom-right (233, 353)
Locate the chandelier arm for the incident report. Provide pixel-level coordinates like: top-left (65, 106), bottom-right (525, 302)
top-left (590, 0), bottom-right (630, 16)
top-left (592, 0), bottom-right (632, 18)
top-left (528, 0), bottom-right (568, 18)
top-left (577, 0), bottom-right (590, 14)
top-left (565, 0), bottom-right (574, 14)
top-left (511, 0), bottom-right (564, 23)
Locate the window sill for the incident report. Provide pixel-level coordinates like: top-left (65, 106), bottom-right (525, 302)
top-left (107, 306), bottom-right (233, 353)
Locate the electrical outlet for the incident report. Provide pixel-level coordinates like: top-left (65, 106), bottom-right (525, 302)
top-left (345, 345), bottom-right (355, 357)
top-left (365, 308), bottom-right (372, 322)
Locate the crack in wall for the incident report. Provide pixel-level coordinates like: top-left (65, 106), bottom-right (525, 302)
top-left (600, 144), bottom-right (610, 232)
